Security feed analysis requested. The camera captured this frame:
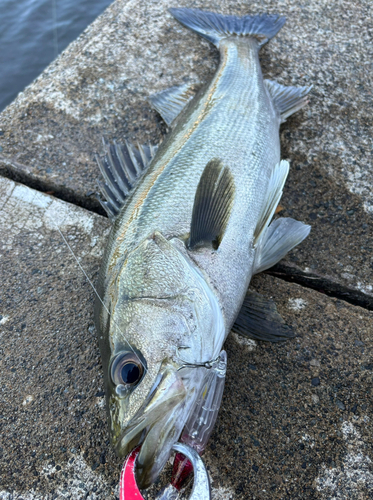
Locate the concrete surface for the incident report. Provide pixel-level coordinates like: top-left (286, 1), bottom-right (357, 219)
top-left (0, 0), bottom-right (372, 303)
top-left (1, 177), bottom-right (373, 499)
top-left (1, 0), bottom-right (373, 499)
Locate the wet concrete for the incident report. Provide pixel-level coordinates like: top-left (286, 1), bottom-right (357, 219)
top-left (0, 0), bottom-right (372, 302)
top-left (1, 178), bottom-right (373, 499)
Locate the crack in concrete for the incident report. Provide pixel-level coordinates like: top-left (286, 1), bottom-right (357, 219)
top-left (1, 169), bottom-right (372, 313)
top-left (0, 155), bottom-right (105, 216)
top-left (267, 262), bottom-right (373, 311)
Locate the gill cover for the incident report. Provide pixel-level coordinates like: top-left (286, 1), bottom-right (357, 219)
top-left (115, 231), bottom-right (225, 364)
top-left (105, 232), bottom-right (225, 486)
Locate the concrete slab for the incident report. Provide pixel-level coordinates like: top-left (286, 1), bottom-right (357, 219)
top-left (1, 178), bottom-right (372, 499)
top-left (0, 0), bottom-right (372, 304)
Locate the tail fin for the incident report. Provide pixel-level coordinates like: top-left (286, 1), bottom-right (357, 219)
top-left (169, 8), bottom-right (286, 48)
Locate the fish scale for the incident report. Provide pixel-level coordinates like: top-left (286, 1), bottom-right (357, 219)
top-left (162, 58), bottom-right (267, 314)
top-left (103, 40), bottom-right (278, 320)
top-left (95, 6), bottom-right (312, 490)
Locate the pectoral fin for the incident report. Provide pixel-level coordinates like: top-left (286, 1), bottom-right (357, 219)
top-left (232, 290), bottom-right (295, 342)
top-left (189, 159), bottom-right (235, 250)
top-left (253, 217), bottom-right (311, 274)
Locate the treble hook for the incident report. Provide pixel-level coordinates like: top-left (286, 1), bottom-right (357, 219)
top-left (119, 443), bottom-right (211, 500)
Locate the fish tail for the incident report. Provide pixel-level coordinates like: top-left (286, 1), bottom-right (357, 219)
top-left (169, 8), bottom-right (286, 48)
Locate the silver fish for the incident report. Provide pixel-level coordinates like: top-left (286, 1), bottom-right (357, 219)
top-left (94, 7), bottom-right (311, 489)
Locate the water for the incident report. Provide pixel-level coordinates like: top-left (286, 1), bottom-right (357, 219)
top-left (0, 0), bottom-right (113, 112)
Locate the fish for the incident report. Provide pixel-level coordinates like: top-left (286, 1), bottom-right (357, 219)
top-left (94, 7), bottom-right (312, 489)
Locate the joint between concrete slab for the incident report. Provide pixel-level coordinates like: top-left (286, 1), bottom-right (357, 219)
top-left (0, 156), bottom-right (105, 216)
top-left (2, 169), bottom-right (372, 315)
top-left (267, 263), bottom-right (373, 311)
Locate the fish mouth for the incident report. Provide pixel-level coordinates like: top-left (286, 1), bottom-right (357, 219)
top-left (114, 365), bottom-right (199, 489)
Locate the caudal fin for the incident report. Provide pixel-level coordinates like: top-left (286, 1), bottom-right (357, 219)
top-left (169, 8), bottom-right (286, 48)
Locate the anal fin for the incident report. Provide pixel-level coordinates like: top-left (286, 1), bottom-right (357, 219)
top-left (189, 159), bottom-right (235, 250)
top-left (265, 80), bottom-right (312, 122)
top-left (148, 83), bottom-right (197, 127)
top-left (232, 290), bottom-right (295, 342)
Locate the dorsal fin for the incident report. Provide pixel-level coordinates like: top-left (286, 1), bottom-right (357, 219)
top-left (189, 159), bottom-right (235, 250)
top-left (148, 83), bottom-right (197, 127)
top-left (96, 140), bottom-right (157, 219)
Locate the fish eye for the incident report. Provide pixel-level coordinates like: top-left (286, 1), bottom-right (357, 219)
top-left (110, 352), bottom-right (144, 387)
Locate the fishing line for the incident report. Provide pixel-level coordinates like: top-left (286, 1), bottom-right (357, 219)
top-left (55, 224), bottom-right (148, 374)
top-left (0, 163), bottom-right (147, 375)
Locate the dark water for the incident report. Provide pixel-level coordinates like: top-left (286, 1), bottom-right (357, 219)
top-left (0, 0), bottom-right (113, 112)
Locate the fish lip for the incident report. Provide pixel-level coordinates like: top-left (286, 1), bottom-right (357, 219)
top-left (115, 417), bottom-right (177, 488)
top-left (113, 365), bottom-right (189, 486)
top-left (114, 417), bottom-right (146, 458)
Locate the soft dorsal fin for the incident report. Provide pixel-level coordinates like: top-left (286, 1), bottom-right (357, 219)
top-left (189, 159), bottom-right (235, 250)
top-left (148, 83), bottom-right (197, 127)
top-left (265, 80), bottom-right (312, 123)
top-left (96, 139), bottom-right (157, 219)
top-left (232, 290), bottom-right (295, 342)
top-left (254, 160), bottom-right (289, 245)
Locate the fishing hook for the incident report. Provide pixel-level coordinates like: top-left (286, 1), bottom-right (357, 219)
top-left (119, 443), bottom-right (211, 500)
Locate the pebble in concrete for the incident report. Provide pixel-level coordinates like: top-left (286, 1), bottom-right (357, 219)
top-left (1, 177), bottom-right (373, 499)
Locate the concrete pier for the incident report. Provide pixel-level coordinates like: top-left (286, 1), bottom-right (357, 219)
top-left (1, 1), bottom-right (372, 498)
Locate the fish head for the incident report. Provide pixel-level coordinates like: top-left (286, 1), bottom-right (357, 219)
top-left (101, 232), bottom-right (225, 488)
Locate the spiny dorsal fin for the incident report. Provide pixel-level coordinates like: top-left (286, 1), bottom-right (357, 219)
top-left (265, 80), bottom-right (312, 123)
top-left (96, 139), bottom-right (158, 219)
top-left (189, 159), bottom-right (235, 250)
top-left (148, 83), bottom-right (197, 127)
top-left (232, 290), bottom-right (295, 342)
top-left (253, 217), bottom-right (311, 274)
top-left (254, 160), bottom-right (289, 245)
